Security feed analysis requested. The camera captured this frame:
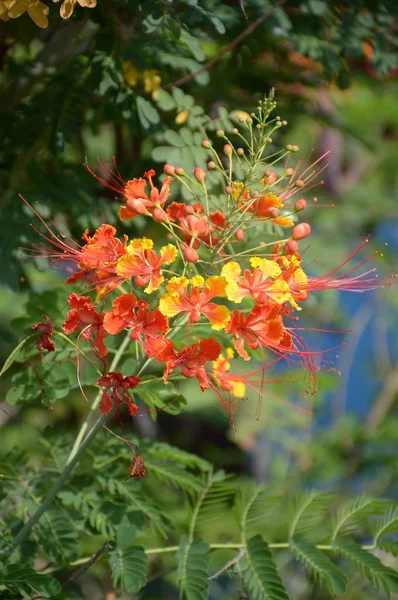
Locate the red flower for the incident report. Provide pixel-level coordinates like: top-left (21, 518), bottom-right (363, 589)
top-left (32, 315), bottom-right (55, 352)
top-left (144, 337), bottom-right (221, 391)
top-left (62, 294), bottom-right (108, 357)
top-left (103, 293), bottom-right (168, 340)
top-left (97, 371), bottom-right (140, 415)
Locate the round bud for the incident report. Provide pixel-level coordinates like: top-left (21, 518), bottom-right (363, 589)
top-left (286, 144), bottom-right (293, 151)
top-left (267, 137), bottom-right (272, 143)
top-left (284, 240), bottom-right (298, 255)
top-left (292, 222), bottom-right (311, 241)
top-left (268, 207), bottom-right (279, 218)
top-left (175, 167), bottom-right (185, 176)
top-left (208, 161), bottom-right (216, 169)
top-left (235, 228), bottom-right (245, 241)
top-left (152, 207), bottom-right (168, 222)
top-left (216, 129), bottom-right (224, 137)
top-left (182, 245), bottom-right (199, 263)
top-left (292, 145), bottom-right (300, 152)
top-left (194, 167), bottom-right (206, 182)
top-left (185, 205), bottom-right (194, 214)
top-left (232, 128), bottom-right (238, 134)
top-left (126, 198), bottom-right (147, 215)
top-left (256, 123), bottom-right (261, 129)
top-left (201, 140), bottom-right (211, 148)
top-left (285, 168), bottom-right (294, 176)
top-left (252, 191), bottom-right (259, 198)
top-left (237, 147), bottom-right (244, 155)
top-left (223, 144), bottom-right (232, 156)
top-left (225, 185), bottom-right (233, 194)
top-left (295, 199), bottom-right (307, 211)
top-left (163, 163), bottom-right (175, 176)
top-left (282, 120), bottom-right (288, 126)
top-left (295, 179), bottom-right (304, 188)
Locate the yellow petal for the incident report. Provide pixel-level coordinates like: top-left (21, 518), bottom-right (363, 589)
top-left (190, 275), bottom-right (204, 288)
top-left (60, 0), bottom-right (75, 18)
top-left (166, 276), bottom-right (188, 294)
top-left (160, 244), bottom-right (177, 265)
top-left (158, 293), bottom-right (182, 318)
top-left (250, 257), bottom-right (281, 279)
top-left (27, 2), bottom-right (49, 27)
top-left (122, 60), bottom-right (139, 88)
top-left (221, 261), bottom-right (241, 281)
top-left (175, 110), bottom-right (189, 125)
top-left (231, 380), bottom-right (245, 398)
top-left (127, 238), bottom-right (153, 253)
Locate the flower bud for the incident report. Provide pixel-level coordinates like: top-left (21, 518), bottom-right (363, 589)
top-left (285, 168), bottom-right (294, 176)
top-left (237, 147), bottom-right (244, 155)
top-left (284, 240), bottom-right (298, 255)
top-left (135, 275), bottom-right (147, 287)
top-left (268, 207), bottom-right (280, 218)
top-left (182, 245), bottom-right (199, 263)
top-left (126, 198), bottom-right (147, 215)
top-left (292, 222), bottom-right (311, 240)
top-left (225, 185), bottom-right (233, 194)
top-left (175, 167), bottom-right (185, 176)
top-left (185, 205), bottom-right (194, 214)
top-left (232, 128), bottom-right (238, 134)
top-left (295, 179), bottom-right (304, 188)
top-left (216, 129), bottom-right (224, 137)
top-left (194, 167), bottom-right (206, 182)
top-left (223, 144), bottom-right (232, 156)
top-left (163, 163), bottom-right (175, 176)
top-left (208, 161), bottom-right (216, 169)
top-left (234, 228), bottom-right (245, 241)
top-left (201, 140), bottom-right (211, 148)
top-left (152, 207), bottom-right (168, 222)
top-left (295, 199), bottom-right (307, 211)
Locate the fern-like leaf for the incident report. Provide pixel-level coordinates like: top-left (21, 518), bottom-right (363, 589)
top-left (143, 455), bottom-right (203, 492)
top-left (192, 471), bottom-right (236, 531)
top-left (288, 491), bottom-right (335, 539)
top-left (35, 506), bottom-right (80, 564)
top-left (377, 540), bottom-right (398, 557)
top-left (372, 506), bottom-right (398, 544)
top-left (242, 535), bottom-right (290, 600)
top-left (145, 441), bottom-right (211, 472)
top-left (177, 537), bottom-right (209, 600)
top-left (330, 495), bottom-right (374, 543)
top-left (337, 539), bottom-right (398, 598)
top-left (0, 564), bottom-right (61, 599)
top-left (291, 540), bottom-right (347, 596)
top-left (109, 545), bottom-right (148, 594)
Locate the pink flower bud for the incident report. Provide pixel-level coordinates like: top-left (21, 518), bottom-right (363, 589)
top-left (268, 207), bottom-right (279, 218)
top-left (194, 167), bottom-right (206, 182)
top-left (284, 240), bottom-right (298, 255)
top-left (182, 245), bottom-right (199, 263)
top-left (163, 163), bottom-right (175, 176)
top-left (234, 228), bottom-right (245, 241)
top-left (223, 144), bottom-right (232, 156)
top-left (201, 140), bottom-right (211, 148)
top-left (237, 148), bottom-right (244, 155)
top-left (285, 168), bottom-right (294, 176)
top-left (225, 185), bottom-right (233, 194)
top-left (208, 161), bottom-right (216, 169)
top-left (295, 199), bottom-right (307, 211)
top-left (175, 167), bottom-right (185, 176)
top-left (292, 222), bottom-right (311, 240)
top-left (295, 179), bottom-right (304, 188)
top-left (126, 198), bottom-right (147, 215)
top-left (152, 207), bottom-right (168, 222)
top-left (185, 205), bottom-right (194, 214)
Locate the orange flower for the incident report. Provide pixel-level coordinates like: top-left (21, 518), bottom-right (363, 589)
top-left (62, 294), bottom-right (108, 357)
top-left (222, 258), bottom-right (301, 309)
top-left (116, 238), bottom-right (177, 293)
top-left (103, 294), bottom-right (168, 340)
top-left (225, 304), bottom-right (292, 361)
top-left (144, 337), bottom-right (221, 391)
top-left (159, 275), bottom-right (230, 330)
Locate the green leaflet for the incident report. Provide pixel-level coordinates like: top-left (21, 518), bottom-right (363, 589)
top-left (242, 535), bottom-right (289, 600)
top-left (109, 546), bottom-right (148, 594)
top-left (0, 564), bottom-right (61, 599)
top-left (177, 537), bottom-right (209, 600)
top-left (291, 540), bottom-right (348, 596)
top-left (337, 539), bottom-right (398, 598)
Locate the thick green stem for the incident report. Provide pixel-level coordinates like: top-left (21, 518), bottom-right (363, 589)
top-left (8, 332), bottom-right (132, 555)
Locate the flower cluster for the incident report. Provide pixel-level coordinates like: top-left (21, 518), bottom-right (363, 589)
top-left (28, 95), bottom-right (395, 425)
top-left (0, 0), bottom-right (96, 27)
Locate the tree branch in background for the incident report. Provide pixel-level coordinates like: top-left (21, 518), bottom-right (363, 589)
top-left (165, 0), bottom-right (287, 89)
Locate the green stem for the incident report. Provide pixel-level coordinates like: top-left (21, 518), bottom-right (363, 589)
top-left (8, 332), bottom-right (132, 556)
